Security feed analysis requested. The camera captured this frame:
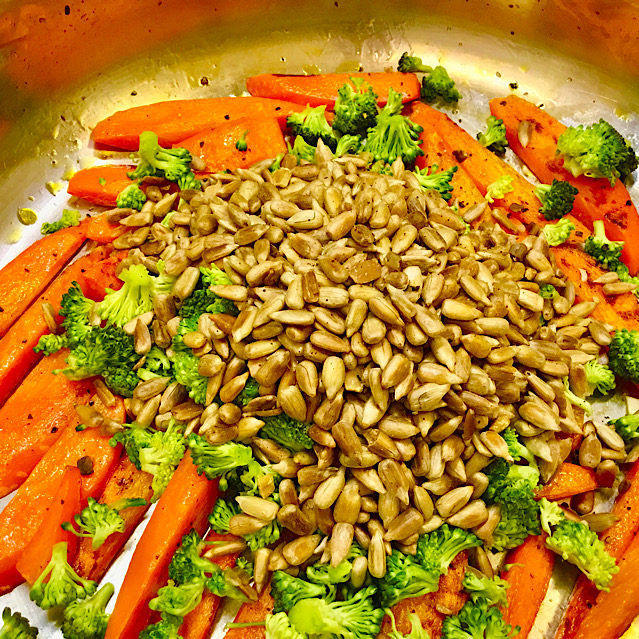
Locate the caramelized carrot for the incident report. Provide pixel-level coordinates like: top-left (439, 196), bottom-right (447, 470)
top-left (84, 212), bottom-right (129, 244)
top-left (0, 425), bottom-right (120, 593)
top-left (180, 117), bottom-right (287, 173)
top-left (67, 165), bottom-right (136, 207)
top-left (0, 225), bottom-right (86, 338)
top-left (501, 535), bottom-right (555, 638)
top-left (536, 463), bottom-right (598, 500)
top-left (92, 97), bottom-right (306, 150)
top-left (105, 455), bottom-right (219, 639)
top-left (79, 250), bottom-right (127, 302)
top-left (224, 587), bottom-right (274, 639)
top-left (16, 466), bottom-right (83, 585)
top-left (74, 457), bottom-right (153, 582)
top-left (490, 95), bottom-right (639, 274)
top-left (245, 72), bottom-right (421, 108)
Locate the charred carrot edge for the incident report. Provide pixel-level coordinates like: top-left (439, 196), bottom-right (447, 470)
top-left (16, 466), bottom-right (83, 585)
top-left (535, 463), bottom-right (599, 500)
top-left (245, 72), bottom-right (421, 108)
top-left (180, 117), bottom-right (288, 173)
top-left (92, 97), bottom-right (307, 150)
top-left (79, 249), bottom-right (128, 302)
top-left (84, 212), bottom-right (129, 244)
top-left (489, 95), bottom-right (639, 275)
top-left (67, 165), bottom-right (136, 207)
top-left (224, 587), bottom-right (274, 639)
top-left (104, 456), bottom-right (219, 639)
top-left (501, 534), bottom-right (555, 639)
top-left (0, 224), bottom-right (86, 338)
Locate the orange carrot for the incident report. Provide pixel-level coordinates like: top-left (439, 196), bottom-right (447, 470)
top-left (105, 455), bottom-right (219, 639)
top-left (0, 350), bottom-right (95, 498)
top-left (245, 72), bottom-right (421, 108)
top-left (0, 247), bottom-right (109, 406)
top-left (16, 465), bottom-right (83, 585)
top-left (536, 463), bottom-right (598, 500)
top-left (180, 117), bottom-right (287, 173)
top-left (224, 587), bottom-right (274, 639)
top-left (84, 212), bottom-right (129, 244)
top-left (501, 535), bottom-right (555, 638)
top-left (0, 224), bottom-right (86, 338)
top-left (490, 95), bottom-right (639, 274)
top-left (0, 425), bottom-right (120, 593)
top-left (79, 250), bottom-right (127, 302)
top-left (74, 456), bottom-right (153, 582)
top-left (92, 97), bottom-right (306, 150)
top-left (68, 165), bottom-right (136, 207)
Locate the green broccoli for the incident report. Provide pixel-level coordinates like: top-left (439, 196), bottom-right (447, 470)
top-left (265, 612), bottom-right (304, 639)
top-left (34, 333), bottom-right (69, 356)
top-left (288, 136), bottom-right (317, 164)
top-left (539, 498), bottom-right (618, 590)
top-left (138, 616), bottom-right (183, 639)
top-left (420, 66), bottom-right (462, 104)
top-left (187, 433), bottom-right (253, 480)
top-left (41, 209), bottom-right (81, 235)
top-left (563, 377), bottom-right (593, 416)
top-left (413, 165), bottom-right (458, 201)
top-left (59, 281), bottom-right (96, 346)
top-left (180, 266), bottom-right (237, 321)
top-left (477, 116), bottom-right (508, 155)
top-left (441, 598), bottom-right (519, 639)
top-left (30, 542), bottom-right (96, 610)
top-left (385, 609), bottom-right (430, 639)
top-left (149, 579), bottom-right (204, 618)
top-left (270, 153), bottom-right (285, 172)
top-left (584, 360), bottom-right (615, 395)
top-left (556, 119), bottom-right (638, 186)
top-left (98, 264), bottom-right (155, 327)
top-left (116, 184), bottom-right (147, 211)
top-left (260, 413), bottom-right (314, 452)
top-left (534, 179), bottom-right (578, 220)
top-left (62, 497), bottom-right (146, 549)
top-left (609, 413), bottom-right (639, 443)
top-left (332, 78), bottom-right (379, 137)
top-left (222, 458), bottom-right (281, 495)
top-left (288, 585), bottom-right (384, 639)
top-left (539, 284), bottom-right (558, 299)
top-left (168, 320), bottom-right (208, 405)
top-left (364, 88), bottom-right (423, 165)
top-left (128, 131), bottom-right (194, 183)
top-left (306, 544), bottom-right (365, 587)
top-left (61, 582), bottom-right (114, 639)
top-left (397, 52), bottom-right (432, 73)
top-left (584, 220), bottom-right (625, 271)
top-left (501, 428), bottom-right (538, 468)
top-left (137, 345), bottom-right (173, 381)
top-left (485, 175), bottom-right (513, 203)
top-left (609, 328), bottom-right (639, 383)
top-left (334, 134), bottom-right (363, 157)
top-left (0, 608), bottom-right (38, 639)
top-left (416, 525), bottom-right (482, 577)
top-left (287, 106), bottom-right (337, 150)
top-left (234, 377), bottom-right (260, 407)
top-left (271, 571), bottom-right (334, 613)
top-left (177, 172), bottom-right (202, 191)
top-left (236, 130), bottom-right (249, 152)
top-left (168, 529), bottom-right (219, 585)
top-left (543, 218), bottom-right (576, 247)
top-left (462, 572), bottom-right (509, 607)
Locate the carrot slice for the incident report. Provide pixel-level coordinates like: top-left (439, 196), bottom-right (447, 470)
top-left (0, 424), bottom-right (120, 594)
top-left (224, 587), bottom-right (274, 639)
top-left (245, 72), bottom-right (421, 108)
top-left (180, 117), bottom-right (287, 173)
top-left (79, 250), bottom-right (127, 302)
top-left (0, 224), bottom-right (86, 338)
top-left (105, 455), bottom-right (219, 639)
top-left (490, 95), bottom-right (639, 274)
top-left (84, 212), bottom-right (129, 244)
top-left (535, 463), bottom-right (598, 500)
top-left (16, 465), bottom-right (83, 585)
top-left (68, 165), bottom-right (136, 207)
top-left (74, 456), bottom-right (153, 582)
top-left (92, 97), bottom-right (306, 150)
top-left (501, 534), bottom-right (555, 638)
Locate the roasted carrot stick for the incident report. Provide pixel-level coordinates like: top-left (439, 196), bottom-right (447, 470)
top-left (0, 424), bottom-right (120, 594)
top-left (180, 117), bottom-right (288, 173)
top-left (490, 95), bottom-right (639, 274)
top-left (74, 456), bottom-right (153, 582)
top-left (78, 250), bottom-right (127, 302)
top-left (224, 587), bottom-right (274, 639)
top-left (535, 463), bottom-right (599, 501)
top-left (0, 224), bottom-right (86, 338)
top-left (92, 97), bottom-right (306, 150)
top-left (16, 466), bottom-right (83, 585)
top-left (501, 534), bottom-right (555, 638)
top-left (105, 455), bottom-right (219, 639)
top-left (245, 72), bottom-right (421, 108)
top-left (84, 212), bottom-right (129, 244)
top-left (68, 165), bottom-right (136, 207)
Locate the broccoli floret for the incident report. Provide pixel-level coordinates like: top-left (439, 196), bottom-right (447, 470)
top-left (236, 130), bottom-right (249, 152)
top-left (98, 264), bottom-right (155, 327)
top-left (180, 266), bottom-right (237, 322)
top-left (534, 179), bottom-right (578, 221)
top-left (102, 366), bottom-right (140, 398)
top-left (271, 571), bottom-right (334, 613)
top-left (128, 131), bottom-right (193, 183)
top-left (168, 529), bottom-right (219, 585)
top-left (223, 458), bottom-right (281, 495)
top-left (260, 413), bottom-right (314, 452)
top-left (420, 66), bottom-right (461, 104)
top-left (139, 617), bottom-right (182, 639)
top-left (288, 585), bottom-right (384, 639)
top-left (416, 525), bottom-right (482, 576)
top-left (177, 172), bottom-right (202, 191)
top-left (205, 564), bottom-right (251, 601)
top-left (34, 333), bottom-right (69, 356)
top-left (364, 89), bottom-right (423, 165)
top-left (477, 116), bottom-right (508, 155)
top-left (270, 153), bottom-right (285, 172)
top-left (563, 377), bottom-right (593, 416)
top-left (61, 582), bottom-right (114, 639)
top-left (187, 433), bottom-right (254, 480)
top-left (138, 345), bottom-right (173, 381)
top-left (287, 106), bottom-right (337, 150)
top-left (0, 608), bottom-right (38, 639)
top-left (584, 219), bottom-right (625, 273)
top-left (288, 136), bottom-right (317, 164)
top-left (306, 545), bottom-right (365, 587)
top-left (59, 281), bottom-right (96, 346)
top-left (539, 284), bottom-right (558, 299)
top-left (62, 497), bottom-right (146, 549)
top-left (41, 209), bottom-right (81, 235)
top-left (485, 175), bottom-right (513, 203)
top-left (543, 218), bottom-right (576, 247)
top-left (609, 413), bottom-right (639, 443)
top-left (609, 328), bottom-right (639, 383)
top-left (334, 135), bottom-right (363, 157)
top-left (116, 184), bottom-right (147, 211)
top-left (169, 322), bottom-right (208, 405)
top-left (332, 78), bottom-right (379, 137)
top-left (501, 428), bottom-right (537, 468)
top-left (462, 572), bottom-right (509, 607)
top-left (441, 598), bottom-right (519, 639)
top-left (30, 542), bottom-right (96, 610)
top-left (397, 52), bottom-right (432, 73)
top-left (584, 360), bottom-right (615, 395)
top-left (539, 498), bottom-right (618, 590)
top-left (234, 377), bottom-right (260, 407)
top-left (149, 579), bottom-right (204, 618)
top-left (385, 609), bottom-right (430, 639)
top-left (200, 264), bottom-right (233, 288)
top-left (556, 119), bottom-right (638, 186)
top-left (265, 612), bottom-right (305, 639)
top-left (413, 165), bottom-right (458, 201)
